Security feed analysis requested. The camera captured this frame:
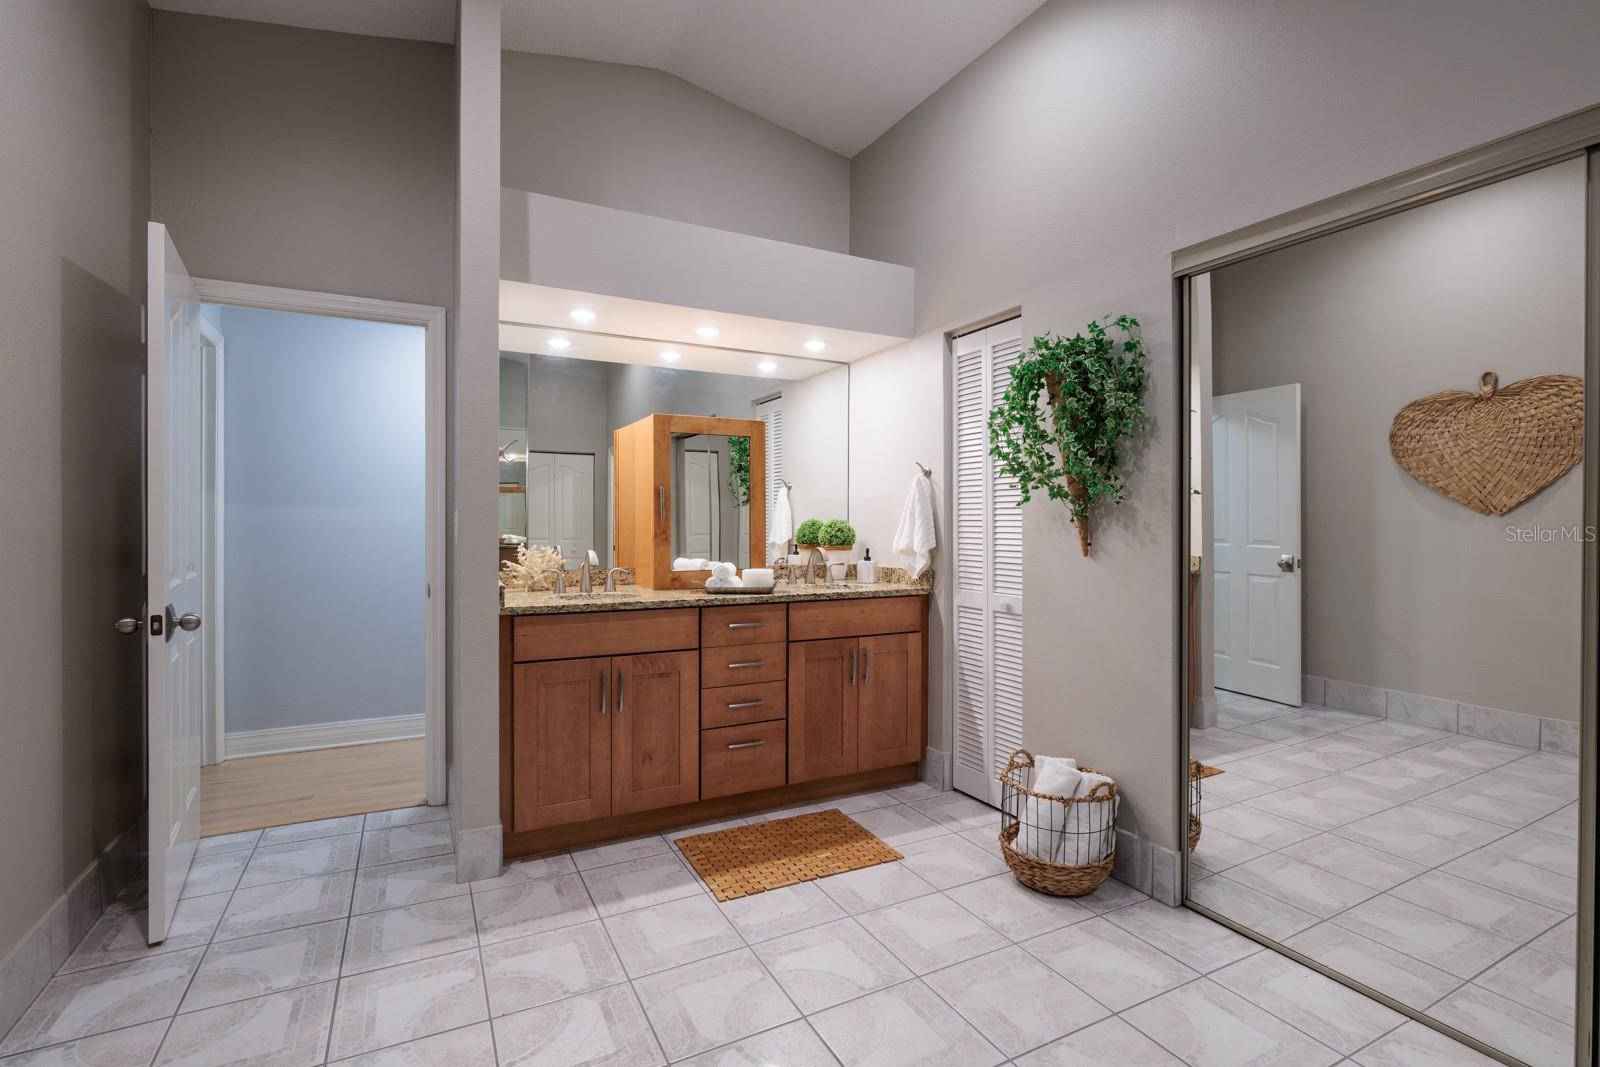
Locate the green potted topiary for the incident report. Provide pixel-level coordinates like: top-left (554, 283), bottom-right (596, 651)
top-left (819, 518), bottom-right (856, 561)
top-left (793, 518), bottom-right (825, 554)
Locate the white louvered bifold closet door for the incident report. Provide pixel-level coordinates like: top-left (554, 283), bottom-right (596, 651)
top-left (952, 317), bottom-right (1024, 807)
top-left (757, 397), bottom-right (785, 557)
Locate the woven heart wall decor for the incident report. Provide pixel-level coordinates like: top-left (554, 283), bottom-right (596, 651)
top-left (1389, 370), bottom-right (1584, 516)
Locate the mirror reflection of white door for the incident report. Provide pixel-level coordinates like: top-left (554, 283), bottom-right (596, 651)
top-left (146, 222), bottom-right (206, 943)
top-left (682, 450), bottom-right (720, 560)
top-left (527, 451), bottom-right (595, 562)
top-left (1212, 383), bottom-right (1302, 706)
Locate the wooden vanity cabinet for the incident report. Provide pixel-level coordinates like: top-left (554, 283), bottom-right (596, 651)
top-left (857, 632), bottom-right (924, 770)
top-left (787, 638), bottom-right (858, 783)
top-left (610, 651), bottom-right (699, 815)
top-left (510, 657), bottom-right (611, 831)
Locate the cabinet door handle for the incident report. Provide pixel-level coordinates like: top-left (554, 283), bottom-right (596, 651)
top-left (657, 486), bottom-right (665, 524)
top-left (727, 621), bottom-right (763, 630)
top-left (727, 660), bottom-right (764, 670)
top-left (599, 669), bottom-right (607, 715)
top-left (862, 649), bottom-right (870, 683)
top-left (726, 740), bottom-right (765, 750)
top-left (726, 699), bottom-right (765, 709)
top-left (849, 650), bottom-right (856, 686)
top-left (616, 669), bottom-right (624, 714)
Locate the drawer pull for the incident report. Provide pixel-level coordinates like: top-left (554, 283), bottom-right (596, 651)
top-left (726, 660), bottom-right (764, 670)
top-left (727, 621), bottom-right (763, 630)
top-left (599, 670), bottom-right (607, 716)
top-left (726, 699), bottom-right (766, 709)
top-left (726, 740), bottom-right (765, 750)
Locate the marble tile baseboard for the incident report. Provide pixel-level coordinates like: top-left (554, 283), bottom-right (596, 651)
top-left (1304, 675), bottom-right (1578, 755)
top-left (1112, 828), bottom-right (1181, 907)
top-left (920, 747), bottom-right (951, 791)
top-left (0, 823), bottom-right (140, 1039)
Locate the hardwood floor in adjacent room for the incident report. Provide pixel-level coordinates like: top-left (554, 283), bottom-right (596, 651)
top-left (200, 739), bottom-right (427, 835)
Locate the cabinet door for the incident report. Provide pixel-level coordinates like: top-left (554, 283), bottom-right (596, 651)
top-left (512, 657), bottom-right (611, 832)
top-left (788, 638), bottom-right (858, 783)
top-left (857, 632), bottom-right (925, 771)
top-left (612, 650), bottom-right (699, 814)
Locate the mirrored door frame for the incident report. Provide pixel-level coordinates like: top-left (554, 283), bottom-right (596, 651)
top-left (1173, 105), bottom-right (1600, 1067)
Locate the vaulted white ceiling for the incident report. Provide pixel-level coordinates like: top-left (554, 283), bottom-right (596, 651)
top-left (148, 0), bottom-right (1047, 157)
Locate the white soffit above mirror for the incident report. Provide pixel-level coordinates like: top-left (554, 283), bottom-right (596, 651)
top-left (501, 280), bottom-right (897, 365)
top-left (498, 323), bottom-right (836, 382)
top-left (501, 189), bottom-right (915, 348)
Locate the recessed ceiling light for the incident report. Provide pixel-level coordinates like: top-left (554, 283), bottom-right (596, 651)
top-left (547, 337), bottom-right (572, 351)
top-left (658, 350), bottom-right (681, 362)
top-left (803, 339), bottom-right (827, 353)
top-left (757, 359), bottom-right (778, 373)
top-left (695, 325), bottom-right (720, 340)
top-left (569, 309), bottom-right (597, 323)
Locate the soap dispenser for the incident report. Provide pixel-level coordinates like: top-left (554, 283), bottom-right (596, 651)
top-left (857, 547), bottom-right (876, 584)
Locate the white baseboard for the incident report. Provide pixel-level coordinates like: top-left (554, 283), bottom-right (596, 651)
top-left (225, 713), bottom-right (424, 759)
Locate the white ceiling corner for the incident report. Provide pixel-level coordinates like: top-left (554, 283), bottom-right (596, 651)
top-left (147, 0), bottom-right (457, 45)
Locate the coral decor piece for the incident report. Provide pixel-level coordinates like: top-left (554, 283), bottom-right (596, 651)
top-left (498, 544), bottom-right (565, 592)
top-left (1389, 371), bottom-right (1584, 515)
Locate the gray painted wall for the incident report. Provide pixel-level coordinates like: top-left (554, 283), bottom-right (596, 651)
top-left (1211, 159), bottom-right (1586, 722)
top-left (0, 0), bottom-right (149, 967)
top-left (847, 0), bottom-right (1600, 847)
top-left (151, 11), bottom-right (455, 309)
top-left (501, 52), bottom-right (850, 252)
top-left (220, 307), bottom-right (427, 735)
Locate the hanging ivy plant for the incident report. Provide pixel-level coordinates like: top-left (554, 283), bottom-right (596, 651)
top-left (727, 436), bottom-right (751, 505)
top-left (988, 315), bottom-right (1149, 556)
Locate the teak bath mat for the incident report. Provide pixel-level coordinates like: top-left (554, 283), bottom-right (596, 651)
top-left (677, 809), bottom-right (902, 901)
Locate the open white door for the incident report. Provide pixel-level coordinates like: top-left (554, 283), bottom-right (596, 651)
top-left (1212, 383), bottom-right (1302, 706)
top-left (146, 223), bottom-right (205, 943)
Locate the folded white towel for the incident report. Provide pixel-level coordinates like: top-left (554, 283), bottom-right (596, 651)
top-left (892, 473), bottom-right (936, 579)
top-left (704, 576), bottom-right (742, 589)
top-left (768, 485), bottom-right (793, 561)
top-left (710, 561), bottom-right (737, 580)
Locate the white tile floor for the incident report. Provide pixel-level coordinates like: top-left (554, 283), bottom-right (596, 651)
top-left (1193, 689), bottom-right (1579, 1067)
top-left (2, 789), bottom-right (1507, 1066)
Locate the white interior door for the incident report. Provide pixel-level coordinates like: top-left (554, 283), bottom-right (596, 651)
top-left (952, 318), bottom-right (1024, 807)
top-left (146, 222), bottom-right (205, 943)
top-left (682, 450), bottom-right (719, 560)
top-left (527, 452), bottom-right (595, 561)
top-left (1212, 383), bottom-right (1302, 705)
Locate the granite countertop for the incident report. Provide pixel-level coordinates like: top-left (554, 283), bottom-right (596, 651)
top-left (502, 579), bottom-right (928, 616)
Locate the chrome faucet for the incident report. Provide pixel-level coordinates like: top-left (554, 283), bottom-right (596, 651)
top-left (545, 568), bottom-right (567, 594)
top-left (579, 550), bottom-right (599, 594)
top-left (803, 546), bottom-right (831, 586)
top-left (605, 567), bottom-right (627, 593)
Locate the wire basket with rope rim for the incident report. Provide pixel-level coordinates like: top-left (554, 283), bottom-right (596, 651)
top-left (998, 748), bottom-right (1118, 896)
top-left (1189, 759), bottom-right (1223, 850)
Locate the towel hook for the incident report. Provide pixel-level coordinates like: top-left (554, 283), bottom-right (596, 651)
top-left (914, 462), bottom-right (931, 478)
top-left (779, 478), bottom-right (793, 491)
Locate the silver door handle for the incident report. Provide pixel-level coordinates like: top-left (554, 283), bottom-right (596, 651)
top-left (166, 606), bottom-right (202, 632)
top-left (727, 660), bottom-right (764, 670)
top-left (616, 669), bottom-right (624, 714)
top-left (727, 700), bottom-right (765, 709)
top-left (599, 669), bottom-right (607, 715)
top-left (657, 486), bottom-right (665, 524)
top-left (1277, 555), bottom-right (1298, 573)
top-left (727, 740), bottom-right (765, 750)
top-left (849, 650), bottom-right (856, 685)
top-left (114, 617), bottom-right (143, 635)
top-left (727, 622), bottom-right (763, 630)
top-left (862, 649), bottom-right (870, 683)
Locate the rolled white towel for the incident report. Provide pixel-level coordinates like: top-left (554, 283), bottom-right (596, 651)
top-left (704, 576), bottom-right (742, 590)
top-left (673, 557), bottom-right (710, 571)
top-left (1023, 756), bottom-right (1081, 862)
top-left (710, 561), bottom-right (737, 580)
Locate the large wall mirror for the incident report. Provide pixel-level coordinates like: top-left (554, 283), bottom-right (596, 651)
top-left (1182, 157), bottom-right (1590, 1067)
top-left (499, 335), bottom-right (848, 585)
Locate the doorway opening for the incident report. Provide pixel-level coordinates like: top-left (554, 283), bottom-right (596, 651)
top-left (192, 281), bottom-right (445, 837)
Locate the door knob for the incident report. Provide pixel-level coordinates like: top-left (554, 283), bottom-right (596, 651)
top-left (114, 617), bottom-right (143, 635)
top-left (1277, 555), bottom-right (1298, 573)
top-left (166, 606), bottom-right (202, 632)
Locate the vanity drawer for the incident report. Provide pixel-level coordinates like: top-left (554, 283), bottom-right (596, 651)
top-left (700, 680), bottom-right (786, 729)
top-left (701, 641), bottom-right (787, 687)
top-left (788, 596), bottom-right (925, 641)
top-left (700, 603), bottom-right (787, 648)
top-left (700, 721), bottom-right (787, 799)
top-left (512, 609), bottom-right (698, 662)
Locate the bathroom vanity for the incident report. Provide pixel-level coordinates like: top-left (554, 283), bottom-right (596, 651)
top-left (498, 583), bottom-right (928, 858)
